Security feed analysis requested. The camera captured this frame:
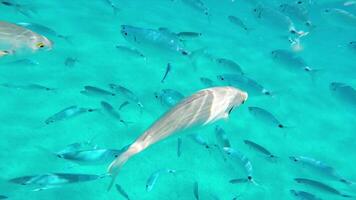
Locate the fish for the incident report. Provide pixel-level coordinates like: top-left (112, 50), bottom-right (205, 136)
top-left (115, 45), bottom-right (145, 58)
top-left (109, 84), bottom-right (144, 111)
top-left (1, 83), bottom-right (55, 92)
top-left (290, 189), bottom-right (322, 200)
top-left (244, 139), bottom-right (276, 158)
top-left (101, 101), bottom-right (128, 126)
top-left (271, 49), bottom-right (316, 73)
top-left (279, 3), bottom-right (312, 27)
top-left (217, 74), bottom-right (272, 96)
top-left (9, 173), bottom-right (106, 190)
top-left (17, 22), bottom-right (70, 42)
top-left (161, 63), bottom-right (172, 83)
top-left (57, 148), bottom-right (125, 165)
top-left (107, 86), bottom-right (248, 189)
top-left (289, 155), bottom-right (352, 184)
top-left (176, 31), bottom-right (202, 40)
top-left (329, 82), bottom-right (356, 107)
top-left (146, 169), bottom-right (176, 192)
top-left (81, 86), bottom-right (116, 98)
top-left (0, 21), bottom-right (52, 54)
top-left (115, 184), bottom-right (130, 200)
top-left (1, 1), bottom-right (36, 17)
top-left (228, 15), bottom-right (250, 31)
top-left (177, 137), bottom-right (182, 157)
top-left (349, 41), bottom-right (356, 52)
top-left (248, 106), bottom-right (286, 128)
top-left (200, 77), bottom-right (214, 87)
top-left (154, 88), bottom-right (184, 107)
top-left (182, 0), bottom-right (209, 16)
top-left (55, 140), bottom-right (97, 156)
top-left (215, 58), bottom-right (244, 75)
top-left (215, 125), bottom-right (231, 148)
top-left (189, 133), bottom-right (210, 149)
top-left (294, 178), bottom-right (352, 198)
top-left (194, 181), bottom-right (199, 200)
top-left (45, 105), bottom-right (97, 125)
top-left (65, 57), bottom-right (78, 67)
top-left (121, 25), bottom-right (189, 56)
top-left (229, 178), bottom-right (249, 184)
top-left (322, 8), bottom-right (356, 28)
top-left (119, 101), bottom-right (130, 110)
top-left (224, 147), bottom-right (254, 182)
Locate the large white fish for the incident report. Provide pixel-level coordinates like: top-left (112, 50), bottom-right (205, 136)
top-left (0, 21), bottom-right (52, 55)
top-left (107, 86), bottom-right (248, 189)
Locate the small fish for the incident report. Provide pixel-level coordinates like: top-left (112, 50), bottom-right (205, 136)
top-left (228, 15), bottom-right (250, 31)
top-left (217, 74), bottom-right (272, 96)
top-left (1, 83), bottom-right (55, 92)
top-left (109, 84), bottom-right (143, 111)
top-left (57, 148), bottom-right (125, 165)
top-left (329, 82), bottom-right (356, 107)
top-left (177, 137), bottom-right (182, 157)
top-left (289, 155), bottom-right (352, 184)
top-left (224, 147), bottom-right (254, 182)
top-left (290, 189), bottom-right (322, 200)
top-left (161, 63), bottom-right (172, 83)
top-left (200, 77), bottom-right (214, 87)
top-left (182, 0), bottom-right (209, 16)
top-left (17, 22), bottom-right (70, 42)
top-left (107, 87), bottom-right (248, 190)
top-left (9, 173), bottom-right (106, 189)
top-left (55, 140), bottom-right (97, 156)
top-left (177, 31), bottom-right (202, 40)
top-left (244, 139), bottom-right (276, 158)
top-left (115, 184), bottom-right (130, 200)
top-left (101, 101), bottom-right (127, 126)
top-left (294, 178), bottom-right (352, 198)
top-left (322, 8), bottom-right (356, 28)
top-left (215, 125), bottom-right (231, 148)
top-left (279, 3), bottom-right (312, 27)
top-left (45, 105), bottom-right (97, 125)
top-left (1, 1), bottom-right (36, 18)
top-left (194, 181), bottom-right (199, 200)
top-left (115, 45), bottom-right (145, 58)
top-left (215, 58), bottom-right (244, 75)
top-left (65, 57), bottom-right (78, 67)
top-left (146, 169), bottom-right (176, 192)
top-left (271, 49), bottom-right (315, 73)
top-left (248, 107), bottom-right (286, 128)
top-left (189, 133), bottom-right (210, 149)
top-left (154, 88), bottom-right (184, 107)
top-left (81, 85), bottom-right (116, 98)
top-left (119, 101), bottom-right (130, 110)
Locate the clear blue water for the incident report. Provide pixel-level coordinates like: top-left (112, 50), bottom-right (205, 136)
top-left (0, 0), bottom-right (356, 199)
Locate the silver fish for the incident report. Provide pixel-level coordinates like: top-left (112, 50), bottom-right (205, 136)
top-left (115, 45), bottom-right (145, 58)
top-left (9, 173), bottom-right (105, 188)
top-left (271, 49), bottom-right (314, 73)
top-left (290, 189), bottom-right (322, 200)
top-left (244, 139), bottom-right (276, 158)
top-left (1, 1), bottom-right (36, 18)
top-left (329, 82), bottom-right (356, 107)
top-left (107, 86), bottom-right (248, 189)
top-left (154, 88), bottom-right (184, 107)
top-left (121, 25), bottom-right (189, 56)
top-left (228, 15), bottom-right (250, 31)
top-left (1, 83), bottom-right (55, 92)
top-left (215, 58), bottom-right (244, 75)
top-left (146, 169), bottom-right (176, 192)
top-left (224, 147), bottom-right (254, 182)
top-left (101, 101), bottom-right (127, 126)
top-left (182, 0), bottom-right (209, 16)
top-left (189, 133), bottom-right (210, 149)
top-left (248, 106), bottom-right (285, 128)
top-left (81, 85), bottom-right (116, 98)
top-left (200, 77), bottom-right (214, 87)
top-left (115, 184), bottom-right (130, 200)
top-left (294, 178), bottom-right (352, 198)
top-left (161, 63), bottom-right (172, 83)
top-left (215, 125), bottom-right (231, 148)
top-left (45, 105), bottom-right (96, 124)
top-left (109, 84), bottom-right (143, 110)
top-left (289, 156), bottom-right (351, 184)
top-left (193, 181), bottom-right (199, 200)
top-left (57, 148), bottom-right (124, 165)
top-left (217, 74), bottom-right (272, 96)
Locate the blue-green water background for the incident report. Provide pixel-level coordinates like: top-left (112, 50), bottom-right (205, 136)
top-left (1, 0), bottom-right (356, 199)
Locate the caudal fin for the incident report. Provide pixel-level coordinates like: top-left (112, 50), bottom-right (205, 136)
top-left (107, 149), bottom-right (133, 190)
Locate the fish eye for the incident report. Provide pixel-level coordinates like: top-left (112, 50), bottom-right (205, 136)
top-left (241, 100), bottom-right (245, 104)
top-left (36, 42), bottom-right (45, 48)
top-left (278, 124), bottom-right (284, 128)
top-left (247, 176), bottom-right (252, 180)
top-left (88, 109), bottom-right (94, 112)
top-left (294, 159), bottom-right (298, 162)
top-left (124, 32), bottom-right (128, 36)
top-left (114, 154), bottom-right (119, 158)
top-left (265, 91), bottom-right (271, 95)
top-left (324, 9), bottom-right (330, 13)
top-left (253, 8), bottom-right (257, 12)
top-left (297, 1), bottom-right (302, 4)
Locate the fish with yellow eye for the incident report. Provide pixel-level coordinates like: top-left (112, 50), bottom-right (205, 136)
top-left (0, 21), bottom-right (52, 55)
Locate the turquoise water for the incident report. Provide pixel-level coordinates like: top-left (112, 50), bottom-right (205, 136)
top-left (1, 0), bottom-right (356, 199)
